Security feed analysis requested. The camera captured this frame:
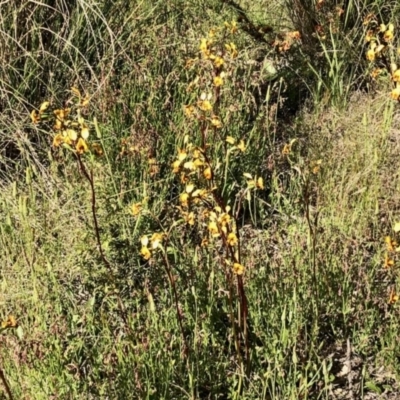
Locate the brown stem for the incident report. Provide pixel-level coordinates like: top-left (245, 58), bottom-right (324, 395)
top-left (230, 241), bottom-right (250, 368)
top-left (198, 37), bottom-right (252, 370)
top-left (198, 129), bottom-right (251, 364)
top-left (225, 266), bottom-right (243, 365)
top-left (0, 364), bottom-right (13, 400)
top-left (208, 177), bottom-right (251, 368)
top-left (76, 154), bottom-right (111, 272)
top-left (161, 250), bottom-right (190, 358)
top-left (303, 176), bottom-right (319, 314)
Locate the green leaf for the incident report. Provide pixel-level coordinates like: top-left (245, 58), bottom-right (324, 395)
top-left (16, 326), bottom-right (24, 340)
top-left (364, 381), bottom-right (382, 394)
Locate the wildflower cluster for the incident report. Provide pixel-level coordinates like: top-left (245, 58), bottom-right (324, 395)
top-left (364, 18), bottom-right (400, 101)
top-left (168, 22), bottom-right (254, 276)
top-left (137, 21), bottom-right (248, 261)
top-left (30, 87), bottom-right (102, 155)
top-left (31, 88), bottom-right (111, 272)
top-left (136, 22), bottom-right (256, 276)
top-left (183, 20), bottom-right (240, 132)
top-left (132, 23), bottom-right (253, 362)
top-left (171, 139), bottom-right (245, 274)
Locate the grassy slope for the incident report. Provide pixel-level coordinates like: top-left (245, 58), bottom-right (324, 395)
top-left (0, 0), bottom-right (400, 399)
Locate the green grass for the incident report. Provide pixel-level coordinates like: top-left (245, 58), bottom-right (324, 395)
top-left (1, 0), bottom-right (400, 399)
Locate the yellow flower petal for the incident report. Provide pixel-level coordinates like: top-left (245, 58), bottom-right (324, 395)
top-left (52, 133), bottom-right (64, 147)
top-left (233, 263), bottom-right (244, 275)
top-left (39, 101), bottom-right (50, 113)
top-left (30, 110), bottom-right (40, 124)
top-left (177, 149), bottom-right (187, 162)
top-left (66, 129), bottom-right (78, 141)
top-left (54, 119), bottom-right (63, 131)
top-left (203, 167), bottom-right (212, 180)
top-left (184, 105), bottom-right (195, 117)
top-left (384, 253), bottom-right (395, 268)
top-left (211, 116), bottom-right (223, 128)
top-left (392, 70), bottom-right (400, 82)
top-left (172, 160), bottom-right (181, 173)
top-left (54, 108), bottom-right (70, 121)
top-left (180, 192), bottom-right (189, 207)
top-left (384, 30), bottom-right (394, 42)
top-left (394, 222), bottom-right (400, 232)
top-left (198, 100), bottom-right (212, 111)
top-left (237, 140), bottom-right (246, 152)
top-left (225, 42), bottom-right (238, 58)
top-left (81, 95), bottom-right (90, 107)
top-left (389, 288), bottom-right (398, 304)
top-left (385, 236), bottom-right (397, 252)
top-left (200, 38), bottom-right (208, 52)
top-left (193, 159), bottom-right (203, 168)
top-left (185, 212), bottom-right (195, 225)
top-left (1, 315), bottom-right (17, 329)
top-left (71, 87), bottom-right (81, 97)
top-left (366, 49), bottom-right (375, 61)
top-left (151, 233), bottom-right (163, 249)
top-left (183, 161), bottom-right (195, 170)
top-left (208, 221), bottom-right (219, 236)
top-left (186, 184), bottom-right (195, 193)
top-left (214, 56), bottom-right (224, 68)
top-left (81, 127), bottom-right (90, 140)
top-left (75, 137), bottom-right (88, 154)
top-left (219, 213), bottom-right (231, 226)
top-left (213, 76), bottom-right (224, 87)
top-left (370, 68), bottom-right (382, 79)
top-left (62, 133), bottom-right (73, 145)
top-left (140, 247), bottom-right (151, 260)
top-left (391, 87), bottom-right (400, 100)
top-left (227, 232), bottom-right (238, 246)
top-left (365, 30), bottom-right (374, 42)
top-left (282, 143), bottom-right (292, 154)
top-left (140, 235), bottom-right (149, 247)
top-left (131, 202), bottom-right (142, 216)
